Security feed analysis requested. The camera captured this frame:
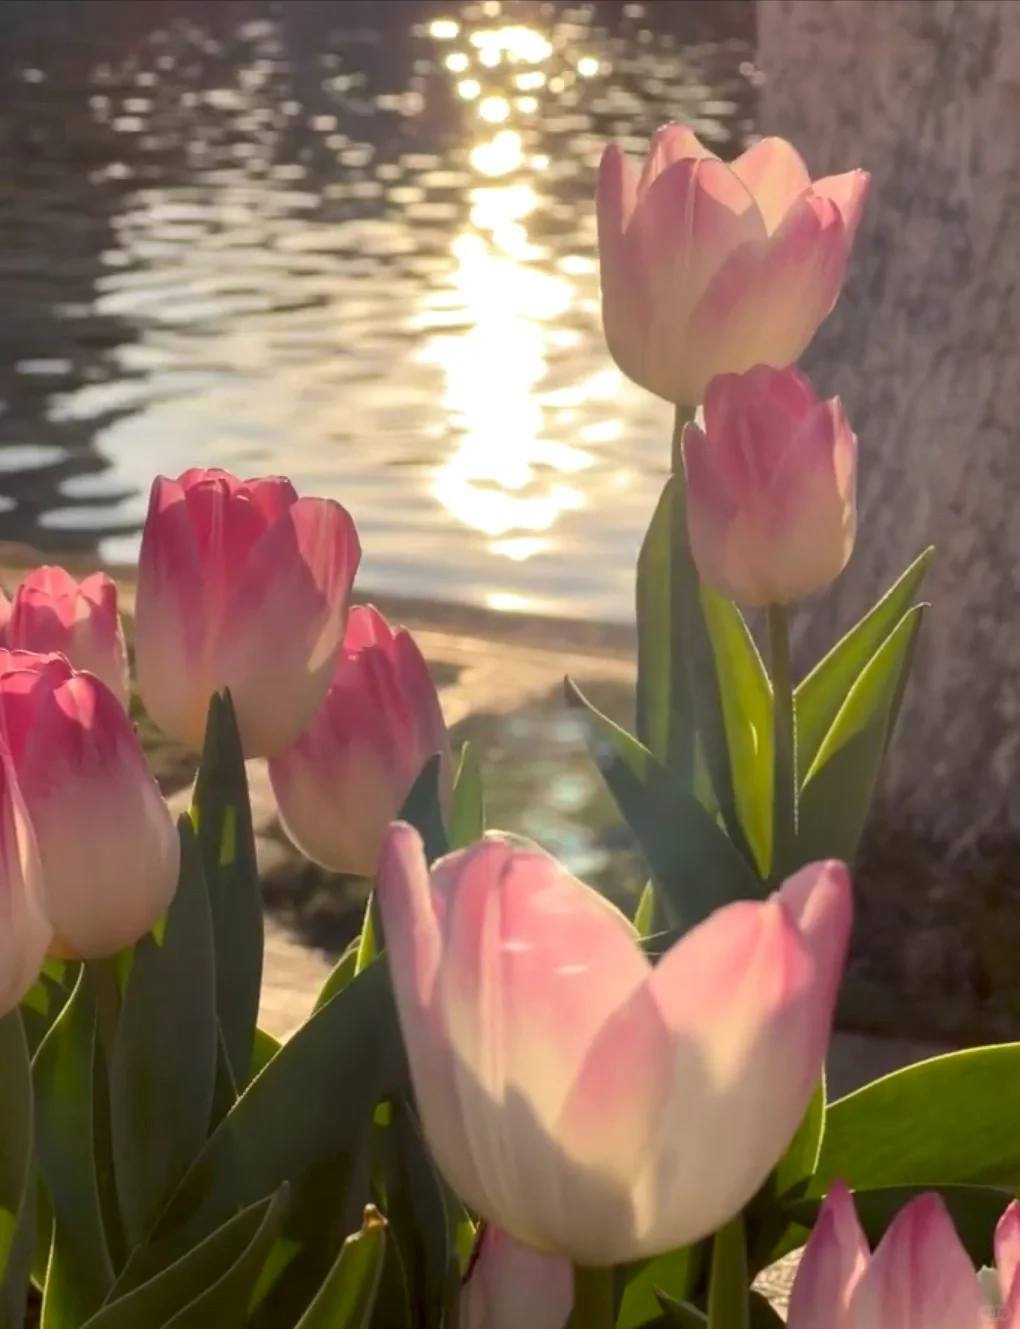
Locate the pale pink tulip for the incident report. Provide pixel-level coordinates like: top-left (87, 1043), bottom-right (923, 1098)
top-left (377, 825), bottom-right (851, 1265)
top-left (0, 566), bottom-right (128, 709)
top-left (597, 124), bottom-right (870, 406)
top-left (0, 652), bottom-right (179, 959)
top-left (788, 1183), bottom-right (1019, 1329)
top-left (461, 1227), bottom-right (573, 1329)
top-left (0, 747), bottom-right (51, 1016)
top-left (268, 606), bottom-right (450, 878)
top-left (135, 468), bottom-right (361, 757)
top-left (682, 365), bottom-right (857, 606)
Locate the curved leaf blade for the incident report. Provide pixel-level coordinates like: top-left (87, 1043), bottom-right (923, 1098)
top-left (294, 1207), bottom-right (386, 1329)
top-left (0, 1012), bottom-right (36, 1329)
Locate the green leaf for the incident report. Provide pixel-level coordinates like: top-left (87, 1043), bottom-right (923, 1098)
top-left (191, 690), bottom-right (263, 1092)
top-left (34, 972), bottom-right (113, 1327)
top-left (82, 1189), bottom-right (288, 1329)
top-left (654, 1295), bottom-right (707, 1327)
top-left (294, 1207), bottom-right (386, 1329)
top-left (312, 940), bottom-right (359, 1016)
top-left (0, 1013), bottom-right (36, 1329)
top-left (746, 1076), bottom-right (826, 1274)
top-left (618, 1246), bottom-right (702, 1329)
top-left (448, 743), bottom-right (485, 849)
top-left (566, 679), bottom-right (762, 934)
top-left (398, 755), bottom-right (449, 864)
top-left (251, 1029), bottom-right (281, 1079)
top-left (119, 959), bottom-right (405, 1282)
top-left (773, 1075), bottom-right (825, 1199)
top-left (749, 1291), bottom-right (784, 1328)
top-left (796, 548), bottom-right (933, 777)
top-left (796, 607), bottom-right (925, 867)
top-left (355, 894), bottom-right (377, 977)
top-left (110, 820), bottom-right (218, 1247)
top-left (813, 1044), bottom-right (1020, 1194)
top-left (707, 1216), bottom-right (748, 1329)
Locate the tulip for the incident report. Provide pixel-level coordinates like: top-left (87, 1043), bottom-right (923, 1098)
top-left (377, 824), bottom-right (851, 1265)
top-left (0, 748), bottom-right (52, 1016)
top-left (0, 652), bottom-right (179, 959)
top-left (268, 605), bottom-right (450, 878)
top-left (682, 365), bottom-right (857, 606)
top-left (0, 566), bottom-right (129, 709)
top-left (596, 124), bottom-right (870, 406)
top-left (461, 1227), bottom-right (573, 1329)
top-left (787, 1182), bottom-right (1020, 1328)
top-left (135, 468), bottom-right (361, 757)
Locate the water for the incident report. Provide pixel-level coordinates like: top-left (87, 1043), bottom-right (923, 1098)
top-left (0, 0), bottom-right (755, 622)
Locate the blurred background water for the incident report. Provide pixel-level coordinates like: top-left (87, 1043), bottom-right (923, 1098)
top-left (0, 0), bottom-right (755, 622)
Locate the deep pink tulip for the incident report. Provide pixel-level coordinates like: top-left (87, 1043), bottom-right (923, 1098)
top-left (268, 606), bottom-right (450, 878)
top-left (682, 365), bottom-right (857, 606)
top-left (0, 746), bottom-right (51, 1016)
top-left (461, 1227), bottom-right (573, 1329)
top-left (377, 824), bottom-right (851, 1265)
top-left (0, 652), bottom-right (179, 959)
top-left (788, 1182), bottom-right (1020, 1328)
top-left (0, 566), bottom-right (129, 709)
top-left (597, 124), bottom-right (870, 406)
top-left (135, 469), bottom-right (361, 757)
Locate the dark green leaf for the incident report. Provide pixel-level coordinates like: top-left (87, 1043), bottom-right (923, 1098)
top-left (448, 743), bottom-right (484, 850)
top-left (707, 1216), bottom-right (747, 1329)
top-left (796, 548), bottom-right (933, 777)
top-left (773, 1075), bottom-right (825, 1200)
top-left (745, 1076), bottom-right (825, 1274)
top-left (312, 940), bottom-right (359, 1016)
top-left (0, 1013), bottom-right (36, 1329)
top-left (110, 820), bottom-right (218, 1247)
top-left (654, 1294), bottom-right (707, 1327)
top-left (813, 1044), bottom-right (1020, 1193)
top-left (34, 972), bottom-right (113, 1326)
top-left (749, 1291), bottom-right (784, 1328)
top-left (191, 690), bottom-right (263, 1092)
top-left (251, 1028), bottom-right (281, 1079)
top-left (398, 755), bottom-right (449, 865)
top-left (796, 607), bottom-right (925, 867)
top-left (294, 1207), bottom-right (386, 1329)
top-left (82, 1189), bottom-right (288, 1329)
top-left (618, 1246), bottom-right (702, 1329)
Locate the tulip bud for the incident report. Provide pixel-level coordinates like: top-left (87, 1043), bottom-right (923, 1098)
top-left (135, 468), bottom-right (361, 757)
top-left (461, 1227), bottom-right (572, 1329)
top-left (268, 606), bottom-right (450, 879)
top-left (596, 124), bottom-right (870, 406)
top-left (377, 823), bottom-right (851, 1265)
top-left (0, 748), bottom-right (51, 1017)
top-left (0, 566), bottom-right (128, 709)
top-left (0, 653), bottom-right (179, 959)
top-left (682, 365), bottom-right (857, 606)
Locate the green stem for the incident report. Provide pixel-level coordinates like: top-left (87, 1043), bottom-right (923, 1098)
top-left (568, 1264), bottom-right (616, 1329)
top-left (86, 957), bottom-right (122, 1063)
top-left (767, 602), bottom-right (798, 877)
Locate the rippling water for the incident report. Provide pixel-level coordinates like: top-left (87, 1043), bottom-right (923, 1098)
top-left (0, 0), bottom-right (755, 621)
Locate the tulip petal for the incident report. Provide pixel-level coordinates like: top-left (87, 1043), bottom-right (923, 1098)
top-left (343, 604), bottom-right (398, 655)
top-left (637, 122), bottom-right (717, 197)
top-left (730, 137), bottom-right (812, 234)
top-left (786, 1181), bottom-right (869, 1329)
top-left (996, 1202), bottom-right (1020, 1322)
top-left (0, 751), bottom-right (51, 1017)
top-left (461, 1227), bottom-right (573, 1329)
top-left (811, 169), bottom-right (871, 246)
top-left (597, 144), bottom-right (650, 397)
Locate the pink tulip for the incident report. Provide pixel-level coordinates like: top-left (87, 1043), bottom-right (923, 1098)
top-left (377, 825), bottom-right (851, 1265)
top-left (0, 652), bottom-right (179, 959)
top-left (461, 1227), bottom-right (573, 1329)
top-left (682, 365), bottom-right (857, 606)
top-left (268, 606), bottom-right (450, 878)
top-left (0, 566), bottom-right (129, 709)
top-left (597, 124), bottom-right (870, 406)
top-left (135, 469), bottom-right (361, 757)
top-left (788, 1182), bottom-right (1020, 1329)
top-left (0, 747), bottom-right (51, 1016)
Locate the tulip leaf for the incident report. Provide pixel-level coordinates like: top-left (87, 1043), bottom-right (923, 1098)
top-left (706, 1216), bottom-right (748, 1329)
top-left (293, 1207), bottom-right (386, 1329)
top-left (0, 1012), bottom-right (36, 1329)
top-left (813, 1044), bottom-right (1020, 1193)
top-left (81, 1188), bottom-right (288, 1329)
top-left (312, 939), bottom-right (359, 1015)
top-left (654, 1295), bottom-right (706, 1327)
top-left (448, 742), bottom-right (485, 850)
top-left (745, 1075), bottom-right (826, 1275)
top-left (795, 607), bottom-right (925, 868)
top-left (399, 755), bottom-right (449, 865)
top-left (796, 547), bottom-right (933, 778)
top-left (251, 1028), bottom-right (281, 1079)
top-left (34, 972), bottom-right (114, 1327)
top-left (115, 958), bottom-right (405, 1285)
top-left (191, 690), bottom-right (263, 1094)
top-left (109, 819), bottom-right (218, 1248)
top-left (618, 1246), bottom-right (702, 1329)
top-left (566, 679), bottom-right (762, 934)
top-left (748, 1293), bottom-right (784, 1328)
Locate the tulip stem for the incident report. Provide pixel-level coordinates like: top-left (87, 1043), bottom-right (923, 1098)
top-left (569, 1264), bottom-right (616, 1329)
top-left (767, 603), bottom-right (798, 877)
top-left (86, 957), bottom-right (122, 1063)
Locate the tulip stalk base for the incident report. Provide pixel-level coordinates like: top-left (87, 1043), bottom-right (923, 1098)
top-left (767, 603), bottom-right (798, 878)
top-left (568, 1264), bottom-right (616, 1329)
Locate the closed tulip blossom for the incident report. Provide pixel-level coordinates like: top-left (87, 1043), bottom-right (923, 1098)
top-left (377, 824), bottom-right (851, 1266)
top-left (682, 365), bottom-right (857, 606)
top-left (135, 468), bottom-right (361, 757)
top-left (0, 566), bottom-right (128, 709)
top-left (0, 748), bottom-right (51, 1017)
top-left (0, 652), bottom-right (179, 959)
top-left (597, 124), bottom-right (870, 406)
top-left (268, 606), bottom-right (450, 879)
top-left (461, 1227), bottom-right (573, 1329)
top-left (787, 1182), bottom-right (1020, 1328)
